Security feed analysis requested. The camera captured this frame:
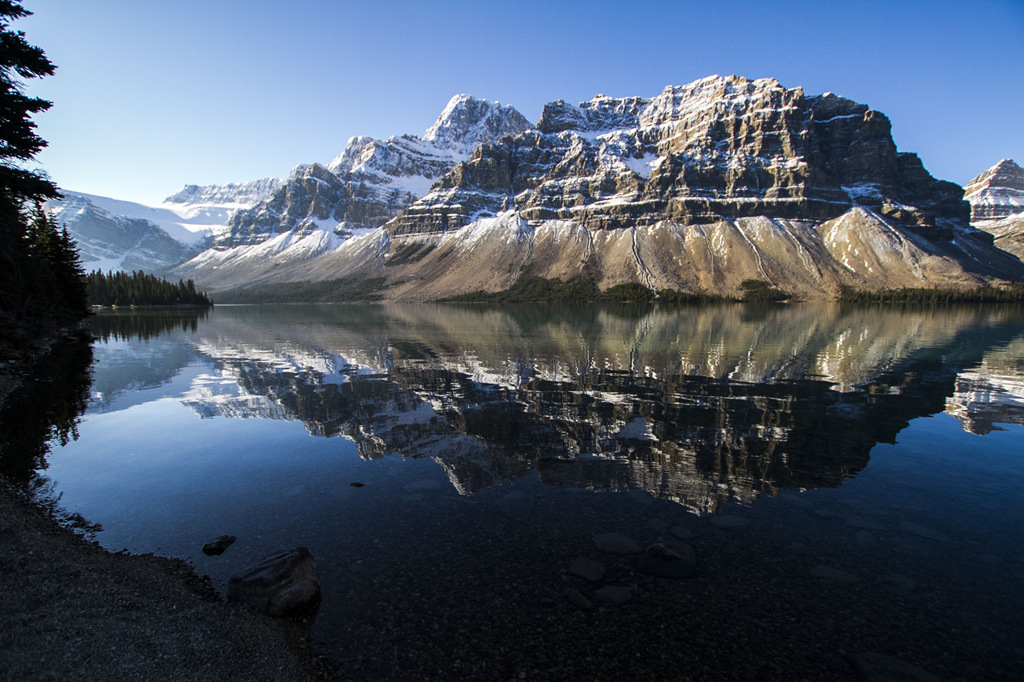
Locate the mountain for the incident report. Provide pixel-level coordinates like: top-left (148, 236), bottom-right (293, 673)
top-left (171, 95), bottom-right (531, 286)
top-left (161, 177), bottom-right (283, 239)
top-left (178, 76), bottom-right (1024, 298)
top-left (46, 192), bottom-right (200, 273)
top-left (46, 179), bottom-right (281, 273)
top-left (965, 159), bottom-right (1024, 259)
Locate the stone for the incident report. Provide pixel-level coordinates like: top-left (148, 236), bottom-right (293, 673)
top-left (636, 542), bottom-right (697, 579)
top-left (567, 557), bottom-right (607, 582)
top-left (850, 651), bottom-right (940, 682)
top-left (709, 515), bottom-right (750, 529)
top-left (669, 525), bottom-right (694, 540)
top-left (201, 535), bottom-right (236, 556)
top-left (594, 585), bottom-right (633, 606)
top-left (809, 564), bottom-right (861, 584)
top-left (564, 588), bottom-right (594, 611)
top-left (227, 547), bottom-right (320, 617)
top-left (593, 532), bottom-right (641, 555)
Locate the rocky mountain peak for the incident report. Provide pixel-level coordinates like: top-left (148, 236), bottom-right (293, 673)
top-left (965, 158), bottom-right (1024, 258)
top-left (326, 136), bottom-right (378, 175)
top-left (964, 158), bottom-right (1024, 221)
top-left (422, 94), bottom-right (532, 154)
top-left (389, 75), bottom-right (967, 238)
top-left (965, 159), bottom-right (1024, 193)
top-left (205, 95), bottom-right (532, 251)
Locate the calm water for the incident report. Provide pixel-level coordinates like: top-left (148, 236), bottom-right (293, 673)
top-left (18, 303), bottom-right (1024, 679)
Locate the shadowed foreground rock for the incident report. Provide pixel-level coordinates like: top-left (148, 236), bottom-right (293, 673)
top-left (201, 533), bottom-right (236, 556)
top-left (228, 547), bottom-right (321, 617)
top-left (0, 486), bottom-right (326, 681)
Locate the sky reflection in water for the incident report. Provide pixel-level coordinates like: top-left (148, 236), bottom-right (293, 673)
top-left (36, 303), bottom-right (1024, 679)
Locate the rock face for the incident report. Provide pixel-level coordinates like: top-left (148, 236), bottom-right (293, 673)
top-left (216, 95), bottom-right (531, 249)
top-left (369, 76), bottom-right (1021, 300)
top-left (391, 76), bottom-right (967, 235)
top-left (226, 547), bottom-right (320, 617)
top-left (965, 159), bottom-right (1024, 259)
top-left (174, 77), bottom-right (1024, 297)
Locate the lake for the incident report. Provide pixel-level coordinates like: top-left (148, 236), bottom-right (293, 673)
top-left (11, 303), bottom-right (1024, 680)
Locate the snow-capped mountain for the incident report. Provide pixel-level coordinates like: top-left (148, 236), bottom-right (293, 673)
top-left (46, 179), bottom-right (282, 273)
top-left (965, 159), bottom-right (1024, 259)
top-left (46, 192), bottom-right (200, 273)
top-left (161, 177), bottom-right (282, 239)
top-left (214, 95), bottom-right (530, 248)
top-left (76, 76), bottom-right (1023, 295)
top-left (204, 75), bottom-right (1020, 300)
top-left (168, 95), bottom-right (530, 288)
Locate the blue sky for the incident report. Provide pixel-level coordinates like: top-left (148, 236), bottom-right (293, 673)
top-left (19, 0), bottom-right (1024, 205)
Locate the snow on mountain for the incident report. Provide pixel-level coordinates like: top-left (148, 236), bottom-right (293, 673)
top-left (164, 77), bottom-right (1024, 296)
top-left (965, 159), bottom-right (1024, 222)
top-left (965, 159), bottom-right (1024, 259)
top-left (164, 178), bottom-right (283, 208)
top-left (216, 95), bottom-right (531, 248)
top-left (343, 75), bottom-right (1024, 301)
top-left (46, 192), bottom-right (200, 272)
top-left (46, 180), bottom-right (283, 273)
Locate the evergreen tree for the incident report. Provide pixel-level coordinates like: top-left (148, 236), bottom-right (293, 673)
top-left (0, 2), bottom-right (87, 346)
top-left (84, 270), bottom-right (212, 307)
top-left (0, 1), bottom-right (57, 204)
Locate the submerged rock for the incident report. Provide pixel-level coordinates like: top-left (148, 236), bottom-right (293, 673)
top-left (564, 588), bottom-right (594, 611)
top-left (636, 542), bottom-right (697, 579)
top-left (201, 535), bottom-right (236, 556)
top-left (227, 547), bottom-right (320, 617)
top-left (670, 525), bottom-right (694, 540)
top-left (568, 557), bottom-right (607, 582)
top-left (850, 651), bottom-right (939, 682)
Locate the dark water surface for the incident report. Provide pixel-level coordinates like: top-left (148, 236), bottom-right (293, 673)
top-left (22, 304), bottom-right (1024, 679)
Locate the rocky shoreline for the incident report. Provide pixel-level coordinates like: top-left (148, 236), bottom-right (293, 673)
top-left (0, 483), bottom-right (332, 681)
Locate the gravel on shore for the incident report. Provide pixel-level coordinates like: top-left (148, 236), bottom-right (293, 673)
top-left (0, 483), bottom-right (332, 681)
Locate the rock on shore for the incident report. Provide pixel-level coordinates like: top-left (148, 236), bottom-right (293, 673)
top-left (0, 484), bottom-right (328, 681)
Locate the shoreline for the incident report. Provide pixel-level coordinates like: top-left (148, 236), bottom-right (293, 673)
top-left (0, 483), bottom-right (332, 681)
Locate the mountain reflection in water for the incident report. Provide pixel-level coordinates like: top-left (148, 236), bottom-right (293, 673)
top-left (29, 303), bottom-right (1024, 680)
top-left (87, 303), bottom-right (1024, 512)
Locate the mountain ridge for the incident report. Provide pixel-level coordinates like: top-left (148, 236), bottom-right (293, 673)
top-left (178, 75), bottom-right (1021, 299)
top-left (56, 76), bottom-right (1024, 297)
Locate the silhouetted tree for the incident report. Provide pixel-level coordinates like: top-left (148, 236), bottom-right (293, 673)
top-left (0, 2), bottom-right (87, 347)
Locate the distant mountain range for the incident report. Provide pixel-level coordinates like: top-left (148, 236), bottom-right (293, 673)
top-left (46, 76), bottom-right (1024, 296)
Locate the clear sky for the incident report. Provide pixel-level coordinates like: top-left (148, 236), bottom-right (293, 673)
top-left (17, 0), bottom-right (1024, 206)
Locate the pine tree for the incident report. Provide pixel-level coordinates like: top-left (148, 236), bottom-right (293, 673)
top-left (0, 2), bottom-right (88, 344)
